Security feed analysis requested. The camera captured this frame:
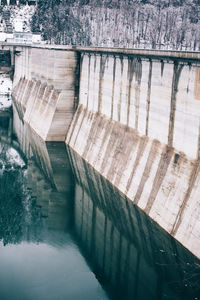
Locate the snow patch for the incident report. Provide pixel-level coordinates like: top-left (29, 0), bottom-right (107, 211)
top-left (0, 74), bottom-right (12, 110)
top-left (6, 147), bottom-right (25, 167)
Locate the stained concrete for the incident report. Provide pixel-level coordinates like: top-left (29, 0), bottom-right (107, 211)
top-left (12, 46), bottom-right (78, 141)
top-left (11, 44), bottom-right (200, 259)
top-left (66, 52), bottom-right (200, 259)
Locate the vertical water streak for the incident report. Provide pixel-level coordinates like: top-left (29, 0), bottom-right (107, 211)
top-left (134, 58), bottom-right (142, 130)
top-left (144, 146), bottom-right (174, 214)
top-left (86, 53), bottom-right (91, 109)
top-left (118, 56), bottom-right (124, 122)
top-left (127, 57), bottom-right (135, 127)
top-left (171, 160), bottom-right (200, 235)
top-left (98, 54), bottom-right (107, 113)
top-left (111, 56), bottom-right (116, 120)
top-left (145, 59), bottom-right (152, 136)
top-left (168, 62), bottom-right (183, 148)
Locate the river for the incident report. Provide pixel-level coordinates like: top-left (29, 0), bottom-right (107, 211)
top-left (0, 91), bottom-right (200, 300)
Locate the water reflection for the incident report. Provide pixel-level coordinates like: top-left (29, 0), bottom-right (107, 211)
top-left (0, 105), bottom-right (200, 300)
top-left (0, 241), bottom-right (108, 300)
top-left (0, 111), bottom-right (108, 300)
top-left (68, 147), bottom-right (200, 300)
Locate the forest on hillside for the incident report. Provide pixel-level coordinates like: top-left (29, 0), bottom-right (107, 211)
top-left (31, 0), bottom-right (200, 50)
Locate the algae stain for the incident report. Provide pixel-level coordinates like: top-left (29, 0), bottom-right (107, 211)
top-left (144, 146), bottom-right (174, 214)
top-left (86, 53), bottom-right (91, 109)
top-left (111, 56), bottom-right (116, 120)
top-left (194, 68), bottom-right (200, 100)
top-left (161, 60), bottom-right (164, 77)
top-left (127, 57), bottom-right (135, 127)
top-left (168, 62), bottom-right (183, 148)
top-left (145, 59), bottom-right (152, 136)
top-left (134, 58), bottom-right (142, 130)
top-left (118, 56), bottom-right (124, 122)
top-left (98, 54), bottom-right (107, 113)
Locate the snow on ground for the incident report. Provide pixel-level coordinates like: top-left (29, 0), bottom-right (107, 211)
top-left (0, 74), bottom-right (12, 110)
top-left (10, 5), bottom-right (35, 32)
top-left (0, 5), bottom-right (35, 33)
top-left (0, 94), bottom-right (12, 110)
top-left (0, 145), bottom-right (26, 174)
top-left (6, 147), bottom-right (25, 167)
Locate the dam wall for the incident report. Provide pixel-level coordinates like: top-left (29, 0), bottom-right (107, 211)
top-left (12, 45), bottom-right (79, 141)
top-left (66, 50), bottom-right (200, 259)
top-left (68, 51), bottom-right (200, 158)
top-left (10, 44), bottom-right (200, 258)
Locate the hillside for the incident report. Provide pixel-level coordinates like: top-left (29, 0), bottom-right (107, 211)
top-left (0, 4), bottom-right (35, 33)
top-left (31, 0), bottom-right (200, 50)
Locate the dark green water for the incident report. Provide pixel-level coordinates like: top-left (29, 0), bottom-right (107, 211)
top-left (0, 110), bottom-right (200, 300)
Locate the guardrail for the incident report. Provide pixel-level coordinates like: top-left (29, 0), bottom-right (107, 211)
top-left (0, 42), bottom-right (200, 60)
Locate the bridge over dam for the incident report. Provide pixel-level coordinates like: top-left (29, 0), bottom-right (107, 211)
top-left (3, 43), bottom-right (200, 259)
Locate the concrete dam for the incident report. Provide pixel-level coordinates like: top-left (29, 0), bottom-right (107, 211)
top-left (8, 44), bottom-right (200, 259)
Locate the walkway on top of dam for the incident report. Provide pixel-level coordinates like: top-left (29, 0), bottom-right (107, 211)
top-left (0, 42), bottom-right (200, 61)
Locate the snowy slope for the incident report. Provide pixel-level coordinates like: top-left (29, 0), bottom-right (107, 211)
top-left (0, 74), bottom-right (12, 110)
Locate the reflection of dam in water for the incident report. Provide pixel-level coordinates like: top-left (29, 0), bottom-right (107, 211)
top-left (1, 102), bottom-right (197, 300)
top-left (13, 104), bottom-right (75, 232)
top-left (0, 109), bottom-right (74, 244)
top-left (69, 148), bottom-right (200, 300)
top-left (11, 106), bottom-right (75, 234)
top-left (0, 104), bottom-right (109, 300)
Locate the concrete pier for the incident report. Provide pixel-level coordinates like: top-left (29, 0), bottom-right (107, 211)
top-left (11, 45), bottom-right (79, 141)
